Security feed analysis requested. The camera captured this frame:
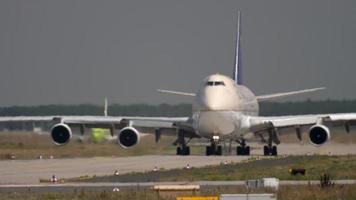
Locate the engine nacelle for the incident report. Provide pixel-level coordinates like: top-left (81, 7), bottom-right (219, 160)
top-left (118, 127), bottom-right (140, 148)
top-left (309, 124), bottom-right (330, 146)
top-left (50, 123), bottom-right (72, 145)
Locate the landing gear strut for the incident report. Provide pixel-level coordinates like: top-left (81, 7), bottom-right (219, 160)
top-left (206, 140), bottom-right (222, 156)
top-left (236, 139), bottom-right (250, 155)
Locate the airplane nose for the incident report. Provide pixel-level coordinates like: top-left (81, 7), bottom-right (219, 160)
top-left (202, 89), bottom-right (223, 110)
top-left (204, 97), bottom-right (219, 110)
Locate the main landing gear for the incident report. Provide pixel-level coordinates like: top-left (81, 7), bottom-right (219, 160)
top-left (263, 130), bottom-right (278, 156)
top-left (176, 130), bottom-right (191, 156)
top-left (236, 139), bottom-right (250, 156)
top-left (176, 146), bottom-right (190, 156)
top-left (263, 145), bottom-right (277, 156)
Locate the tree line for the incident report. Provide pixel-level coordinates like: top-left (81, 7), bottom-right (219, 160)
top-left (0, 99), bottom-right (356, 117)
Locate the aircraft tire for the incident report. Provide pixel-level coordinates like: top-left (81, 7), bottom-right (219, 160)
top-left (263, 146), bottom-right (269, 156)
top-left (245, 146), bottom-right (250, 155)
top-left (216, 146), bottom-right (222, 155)
top-left (176, 147), bottom-right (182, 155)
top-left (271, 146), bottom-right (278, 156)
top-left (184, 146), bottom-right (190, 156)
top-left (177, 147), bottom-right (190, 156)
top-left (236, 146), bottom-right (242, 155)
top-left (206, 146), bottom-right (212, 156)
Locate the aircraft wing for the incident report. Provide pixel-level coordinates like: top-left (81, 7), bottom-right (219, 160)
top-left (157, 89), bottom-right (196, 96)
top-left (251, 113), bottom-right (356, 129)
top-left (0, 115), bottom-right (196, 146)
top-left (59, 116), bottom-right (188, 125)
top-left (248, 113), bottom-right (356, 143)
top-left (0, 115), bottom-right (191, 133)
top-left (0, 116), bottom-right (54, 122)
top-left (256, 87), bottom-right (325, 101)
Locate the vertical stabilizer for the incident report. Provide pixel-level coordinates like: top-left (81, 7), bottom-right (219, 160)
top-left (233, 10), bottom-right (242, 85)
top-left (104, 97), bottom-right (108, 116)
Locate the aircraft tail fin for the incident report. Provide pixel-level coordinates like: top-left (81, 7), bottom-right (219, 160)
top-left (233, 10), bottom-right (242, 85)
top-left (104, 97), bottom-right (108, 116)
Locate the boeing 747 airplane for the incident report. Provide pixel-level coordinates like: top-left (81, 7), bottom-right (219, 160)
top-left (1, 12), bottom-right (355, 156)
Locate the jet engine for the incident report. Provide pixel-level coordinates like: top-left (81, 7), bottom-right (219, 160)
top-left (118, 127), bottom-right (140, 148)
top-left (309, 124), bottom-right (330, 146)
top-left (50, 123), bottom-right (72, 145)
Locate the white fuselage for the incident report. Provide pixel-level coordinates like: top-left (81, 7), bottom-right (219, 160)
top-left (191, 74), bottom-right (258, 140)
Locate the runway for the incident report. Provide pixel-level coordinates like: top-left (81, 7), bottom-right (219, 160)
top-left (1, 142), bottom-right (356, 185)
top-left (0, 155), bottom-right (247, 184)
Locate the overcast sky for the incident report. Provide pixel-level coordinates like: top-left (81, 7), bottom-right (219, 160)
top-left (0, 0), bottom-right (355, 106)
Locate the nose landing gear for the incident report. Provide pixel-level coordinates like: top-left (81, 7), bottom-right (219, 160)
top-left (206, 136), bottom-right (223, 156)
top-left (206, 143), bottom-right (222, 156)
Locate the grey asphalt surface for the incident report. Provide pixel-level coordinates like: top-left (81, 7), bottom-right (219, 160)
top-left (0, 155), bottom-right (248, 184)
top-left (1, 142), bottom-right (356, 191)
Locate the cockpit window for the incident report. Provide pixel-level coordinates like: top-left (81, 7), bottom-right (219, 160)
top-left (214, 81), bottom-right (225, 86)
top-left (205, 81), bottom-right (225, 86)
top-left (206, 81), bottom-right (214, 86)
